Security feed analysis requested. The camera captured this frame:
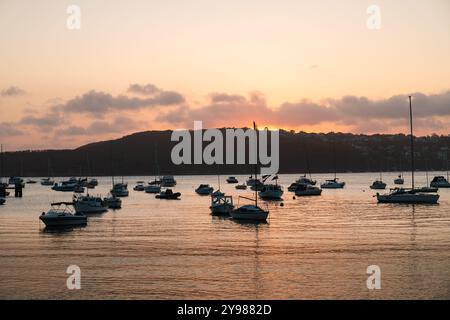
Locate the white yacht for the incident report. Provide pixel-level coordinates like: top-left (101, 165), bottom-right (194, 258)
top-left (321, 178), bottom-right (345, 189)
top-left (73, 194), bottom-right (108, 214)
top-left (231, 204), bottom-right (269, 221)
top-left (161, 175), bottom-right (176, 187)
top-left (294, 184), bottom-right (322, 196)
top-left (231, 122), bottom-right (270, 222)
top-left (377, 96), bottom-right (439, 204)
top-left (377, 188), bottom-right (439, 204)
top-left (430, 176), bottom-right (450, 188)
top-left (210, 191), bottom-right (234, 215)
top-left (111, 182), bottom-right (129, 197)
top-left (195, 184), bottom-right (214, 195)
top-left (259, 184), bottom-right (283, 200)
top-left (39, 202), bottom-right (87, 227)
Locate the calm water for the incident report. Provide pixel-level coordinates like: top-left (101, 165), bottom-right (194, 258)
top-left (1, 172), bottom-right (450, 299)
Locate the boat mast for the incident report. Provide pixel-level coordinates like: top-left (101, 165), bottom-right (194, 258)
top-left (409, 96), bottom-right (415, 190)
top-left (253, 121), bottom-right (258, 207)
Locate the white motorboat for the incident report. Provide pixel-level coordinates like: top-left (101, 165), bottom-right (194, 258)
top-left (294, 184), bottom-right (322, 196)
top-left (134, 182), bottom-right (145, 191)
top-left (161, 175), bottom-right (177, 187)
top-left (52, 181), bottom-right (78, 192)
top-left (210, 191), bottom-right (234, 215)
top-left (195, 184), bottom-right (214, 195)
top-left (73, 194), bottom-right (108, 214)
top-left (394, 175), bottom-right (404, 185)
top-left (145, 184), bottom-right (161, 193)
top-left (377, 96), bottom-right (439, 204)
top-left (104, 193), bottom-right (122, 209)
top-left (430, 176), bottom-right (450, 188)
top-left (259, 184), bottom-right (283, 200)
top-left (370, 180), bottom-right (387, 190)
top-left (226, 176), bottom-right (238, 184)
top-left (39, 202), bottom-right (87, 227)
top-left (321, 178), bottom-right (345, 189)
top-left (41, 177), bottom-right (55, 186)
top-left (111, 182), bottom-right (129, 197)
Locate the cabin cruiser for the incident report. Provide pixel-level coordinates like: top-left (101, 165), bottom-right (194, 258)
top-left (41, 177), bottom-right (55, 186)
top-left (104, 193), bottom-right (122, 209)
top-left (210, 191), bottom-right (234, 215)
top-left (155, 189), bottom-right (181, 200)
top-left (145, 184), bottom-right (161, 193)
top-left (195, 184), bottom-right (214, 195)
top-left (294, 184), bottom-right (322, 196)
top-left (161, 175), bottom-right (177, 187)
top-left (370, 180), bottom-right (387, 190)
top-left (430, 176), bottom-right (450, 188)
top-left (376, 188), bottom-right (439, 204)
top-left (52, 181), bottom-right (78, 192)
top-left (133, 181), bottom-right (145, 191)
top-left (230, 204), bottom-right (269, 221)
top-left (226, 176), bottom-right (238, 184)
top-left (394, 175), bottom-right (404, 185)
top-left (235, 184), bottom-right (247, 190)
top-left (259, 184), bottom-right (283, 200)
top-left (73, 194), bottom-right (108, 214)
top-left (111, 182), bottom-right (129, 197)
top-left (320, 178), bottom-right (345, 189)
top-left (39, 202), bottom-right (87, 227)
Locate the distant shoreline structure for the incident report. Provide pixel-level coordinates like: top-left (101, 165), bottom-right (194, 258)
top-left (1, 129), bottom-right (449, 177)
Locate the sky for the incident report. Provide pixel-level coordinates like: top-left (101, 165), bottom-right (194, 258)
top-left (0, 0), bottom-right (449, 150)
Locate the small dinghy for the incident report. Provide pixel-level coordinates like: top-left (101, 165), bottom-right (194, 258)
top-left (156, 189), bottom-right (181, 200)
top-left (226, 176), bottom-right (238, 184)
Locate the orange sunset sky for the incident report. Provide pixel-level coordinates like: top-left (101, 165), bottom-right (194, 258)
top-left (1, 0), bottom-right (450, 151)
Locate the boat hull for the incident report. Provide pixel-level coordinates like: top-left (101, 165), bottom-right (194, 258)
top-left (295, 189), bottom-right (322, 196)
top-left (377, 193), bottom-right (439, 204)
top-left (230, 210), bottom-right (269, 221)
top-left (39, 215), bottom-right (87, 227)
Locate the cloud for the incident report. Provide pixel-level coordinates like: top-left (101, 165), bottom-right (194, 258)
top-left (19, 113), bottom-right (61, 131)
top-left (0, 122), bottom-right (25, 136)
top-left (156, 91), bottom-right (450, 134)
top-left (127, 83), bottom-right (160, 95)
top-left (1, 86), bottom-right (26, 97)
top-left (54, 88), bottom-right (184, 115)
top-left (55, 116), bottom-right (144, 136)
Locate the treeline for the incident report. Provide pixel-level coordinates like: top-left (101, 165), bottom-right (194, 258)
top-left (1, 130), bottom-right (449, 177)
